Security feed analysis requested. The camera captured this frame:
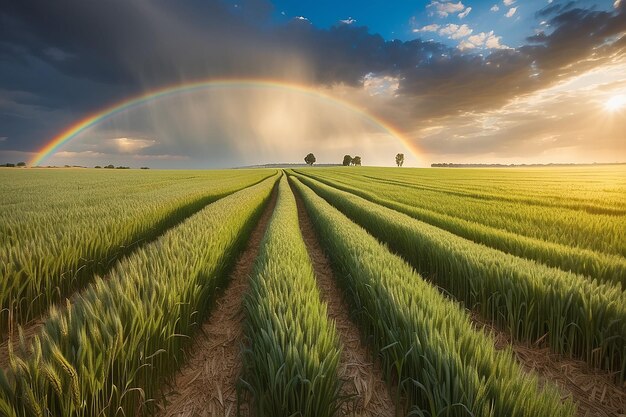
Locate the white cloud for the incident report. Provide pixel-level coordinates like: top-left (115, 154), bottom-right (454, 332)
top-left (490, 4), bottom-right (500, 12)
top-left (485, 34), bottom-right (508, 49)
top-left (340, 17), bottom-right (357, 24)
top-left (0, 136), bottom-right (7, 142)
top-left (418, 63), bottom-right (626, 164)
top-left (458, 7), bottom-right (472, 18)
top-left (505, 7), bottom-right (518, 17)
top-left (363, 73), bottom-right (400, 96)
top-left (467, 32), bottom-right (488, 46)
top-left (503, 0), bottom-right (515, 5)
top-left (439, 24), bottom-right (473, 39)
top-left (131, 154), bottom-right (190, 161)
top-left (458, 40), bottom-right (476, 50)
top-left (463, 31), bottom-right (510, 49)
top-left (295, 16), bottom-right (309, 21)
top-left (615, 0), bottom-right (622, 8)
top-left (427, 1), bottom-right (466, 18)
top-left (110, 137), bottom-right (156, 153)
top-left (54, 151), bottom-right (107, 159)
top-left (414, 24), bottom-right (441, 32)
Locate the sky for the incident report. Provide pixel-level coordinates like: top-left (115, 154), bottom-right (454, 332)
top-left (0, 0), bottom-right (625, 168)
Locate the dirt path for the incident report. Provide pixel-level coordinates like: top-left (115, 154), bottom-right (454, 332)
top-left (293, 188), bottom-right (396, 417)
top-left (156, 188), bottom-right (278, 417)
top-left (471, 314), bottom-right (626, 417)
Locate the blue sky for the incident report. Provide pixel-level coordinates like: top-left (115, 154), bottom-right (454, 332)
top-left (268, 0), bottom-right (610, 48)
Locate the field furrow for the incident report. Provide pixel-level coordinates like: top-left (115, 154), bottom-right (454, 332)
top-left (0, 169), bottom-right (276, 338)
top-left (294, 169), bottom-right (626, 287)
top-left (291, 175), bottom-right (575, 417)
top-left (323, 166), bottom-right (626, 214)
top-left (0, 174), bottom-right (278, 416)
top-left (2, 165), bottom-right (623, 416)
top-left (296, 168), bottom-right (626, 257)
top-left (293, 182), bottom-right (396, 417)
top-left (292, 173), bottom-right (626, 381)
top-left (350, 171), bottom-right (626, 215)
top-left (470, 314), bottom-right (626, 417)
top-left (240, 176), bottom-right (342, 416)
top-left (156, 181), bottom-right (278, 417)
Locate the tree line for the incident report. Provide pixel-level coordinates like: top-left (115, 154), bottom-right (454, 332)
top-left (304, 153), bottom-right (405, 167)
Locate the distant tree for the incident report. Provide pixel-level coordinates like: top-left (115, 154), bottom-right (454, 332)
top-left (304, 153), bottom-right (316, 166)
top-left (395, 153), bottom-right (404, 167)
top-left (342, 155), bottom-right (352, 166)
top-left (4, 163), bottom-right (15, 167)
top-left (104, 164), bottom-right (115, 169)
top-left (94, 165), bottom-right (102, 168)
top-left (140, 166), bottom-right (150, 170)
top-left (17, 161), bottom-right (26, 167)
top-left (351, 156), bottom-right (362, 166)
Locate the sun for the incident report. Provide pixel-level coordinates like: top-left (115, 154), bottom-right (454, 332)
top-left (604, 95), bottom-right (626, 112)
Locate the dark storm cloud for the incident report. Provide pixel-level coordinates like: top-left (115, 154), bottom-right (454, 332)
top-left (535, 1), bottom-right (577, 19)
top-left (1, 0), bottom-right (625, 154)
top-left (526, 5), bottom-right (626, 69)
top-left (0, 0), bottom-right (281, 85)
top-left (394, 3), bottom-right (626, 122)
top-left (268, 21), bottom-right (456, 94)
top-left (0, 0), bottom-right (292, 152)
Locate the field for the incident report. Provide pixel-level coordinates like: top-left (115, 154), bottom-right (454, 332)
top-left (0, 166), bottom-right (624, 417)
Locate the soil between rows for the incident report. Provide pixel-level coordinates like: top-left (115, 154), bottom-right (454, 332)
top-left (293, 184), bottom-right (396, 417)
top-left (470, 314), bottom-right (626, 417)
top-left (156, 187), bottom-right (278, 417)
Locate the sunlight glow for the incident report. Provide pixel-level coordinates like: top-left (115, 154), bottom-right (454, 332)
top-left (605, 95), bottom-right (626, 112)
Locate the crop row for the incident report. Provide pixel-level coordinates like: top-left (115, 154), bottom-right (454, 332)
top-left (292, 173), bottom-right (626, 381)
top-left (299, 168), bottom-right (626, 257)
top-left (241, 176), bottom-right (341, 416)
top-left (0, 174), bottom-right (278, 416)
top-left (291, 176), bottom-right (574, 417)
top-left (334, 166), bottom-right (626, 214)
top-left (0, 169), bottom-right (275, 338)
top-left (295, 170), bottom-right (626, 287)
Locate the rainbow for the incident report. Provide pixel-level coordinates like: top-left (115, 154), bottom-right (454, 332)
top-left (30, 78), bottom-right (422, 166)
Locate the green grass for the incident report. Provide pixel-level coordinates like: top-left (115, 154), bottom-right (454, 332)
top-left (241, 175), bottom-right (342, 417)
